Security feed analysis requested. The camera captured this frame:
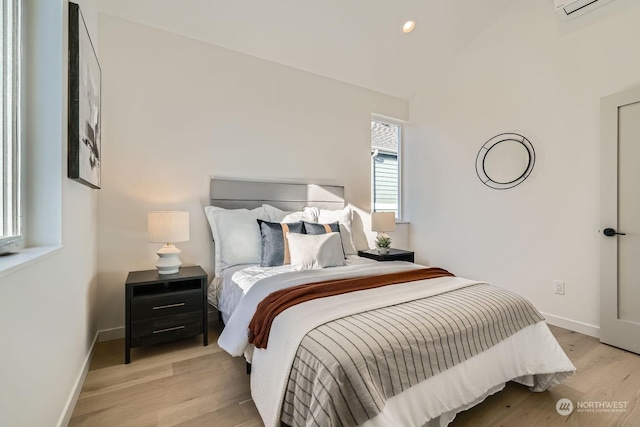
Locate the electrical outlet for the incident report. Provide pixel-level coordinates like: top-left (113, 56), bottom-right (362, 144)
top-left (554, 280), bottom-right (565, 295)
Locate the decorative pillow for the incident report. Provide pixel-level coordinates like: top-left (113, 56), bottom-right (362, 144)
top-left (262, 204), bottom-right (318, 223)
top-left (316, 206), bottom-right (357, 255)
top-left (257, 220), bottom-right (304, 267)
top-left (204, 206), bottom-right (266, 276)
top-left (302, 221), bottom-right (345, 259)
top-left (286, 232), bottom-right (345, 271)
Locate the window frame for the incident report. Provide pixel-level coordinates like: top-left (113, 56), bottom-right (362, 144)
top-left (0, 0), bottom-right (25, 254)
top-left (371, 117), bottom-right (403, 220)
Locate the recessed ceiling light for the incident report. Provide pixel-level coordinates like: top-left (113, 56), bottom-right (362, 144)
top-left (402, 20), bottom-right (416, 34)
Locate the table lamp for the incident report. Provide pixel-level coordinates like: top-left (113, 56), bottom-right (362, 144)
top-left (371, 211), bottom-right (396, 254)
top-left (148, 211), bottom-right (190, 275)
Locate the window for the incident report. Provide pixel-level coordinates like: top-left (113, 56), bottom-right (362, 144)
top-left (1, 0), bottom-right (23, 254)
top-left (371, 119), bottom-right (400, 218)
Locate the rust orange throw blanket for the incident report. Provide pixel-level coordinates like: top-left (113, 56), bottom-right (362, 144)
top-left (248, 267), bottom-right (454, 349)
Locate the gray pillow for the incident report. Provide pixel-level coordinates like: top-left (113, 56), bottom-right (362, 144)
top-left (257, 220), bottom-right (304, 267)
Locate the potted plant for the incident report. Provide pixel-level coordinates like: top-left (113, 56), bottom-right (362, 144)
top-left (375, 234), bottom-right (392, 255)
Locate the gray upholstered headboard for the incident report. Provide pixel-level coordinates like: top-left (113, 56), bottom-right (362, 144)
top-left (209, 178), bottom-right (345, 211)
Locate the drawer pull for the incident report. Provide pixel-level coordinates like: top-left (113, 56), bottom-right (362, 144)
top-left (153, 302), bottom-right (186, 310)
top-left (153, 325), bottom-right (185, 334)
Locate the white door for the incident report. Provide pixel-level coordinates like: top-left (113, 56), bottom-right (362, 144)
top-left (600, 87), bottom-right (640, 354)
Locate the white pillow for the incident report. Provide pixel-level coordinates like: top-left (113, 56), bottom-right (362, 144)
top-left (303, 206), bottom-right (320, 221)
top-left (262, 204), bottom-right (317, 223)
top-left (316, 206), bottom-right (357, 255)
top-left (286, 232), bottom-right (345, 271)
top-left (204, 206), bottom-right (266, 276)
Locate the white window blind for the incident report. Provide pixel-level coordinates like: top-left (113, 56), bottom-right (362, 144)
top-left (1, 0), bottom-right (23, 253)
top-left (371, 120), bottom-right (400, 217)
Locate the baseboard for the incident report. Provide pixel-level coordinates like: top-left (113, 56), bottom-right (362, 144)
top-left (56, 331), bottom-right (98, 427)
top-left (541, 312), bottom-right (600, 338)
top-left (98, 326), bottom-right (124, 342)
top-left (97, 313), bottom-right (598, 341)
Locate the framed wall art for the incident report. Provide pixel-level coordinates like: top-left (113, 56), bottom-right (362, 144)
top-left (68, 2), bottom-right (101, 189)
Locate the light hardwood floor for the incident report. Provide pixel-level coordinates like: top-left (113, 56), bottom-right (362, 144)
top-left (69, 322), bottom-right (640, 427)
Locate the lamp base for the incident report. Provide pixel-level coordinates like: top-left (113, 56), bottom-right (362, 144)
top-left (156, 244), bottom-right (182, 275)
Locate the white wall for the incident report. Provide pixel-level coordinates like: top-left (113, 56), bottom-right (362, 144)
top-left (96, 15), bottom-right (408, 333)
top-left (404, 0), bottom-right (640, 335)
top-left (0, 1), bottom-right (99, 426)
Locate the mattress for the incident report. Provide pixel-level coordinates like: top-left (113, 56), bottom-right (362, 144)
top-left (209, 255), bottom-right (377, 324)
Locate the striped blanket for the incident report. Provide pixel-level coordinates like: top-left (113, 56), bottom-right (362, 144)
top-left (280, 283), bottom-right (544, 427)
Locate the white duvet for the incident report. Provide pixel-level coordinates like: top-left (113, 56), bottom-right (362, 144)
top-left (217, 262), bottom-right (575, 427)
top-left (218, 261), bottom-right (416, 356)
top-left (210, 255), bottom-right (376, 323)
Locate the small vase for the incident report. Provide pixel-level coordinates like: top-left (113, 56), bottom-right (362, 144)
top-left (377, 247), bottom-right (389, 255)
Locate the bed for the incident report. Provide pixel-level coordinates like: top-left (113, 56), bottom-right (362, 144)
top-left (205, 178), bottom-right (575, 427)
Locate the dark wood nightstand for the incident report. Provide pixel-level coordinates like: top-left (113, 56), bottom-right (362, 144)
top-left (125, 265), bottom-right (208, 364)
top-left (358, 248), bottom-right (415, 263)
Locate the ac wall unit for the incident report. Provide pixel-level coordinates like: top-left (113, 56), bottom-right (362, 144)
top-left (555, 0), bottom-right (615, 19)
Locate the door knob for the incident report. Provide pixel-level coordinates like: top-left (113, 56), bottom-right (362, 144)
top-left (604, 228), bottom-right (626, 237)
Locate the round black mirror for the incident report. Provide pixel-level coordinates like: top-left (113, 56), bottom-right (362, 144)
top-left (476, 133), bottom-right (535, 189)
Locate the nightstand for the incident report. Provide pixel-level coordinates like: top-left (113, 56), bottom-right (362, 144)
top-left (358, 248), bottom-right (415, 263)
top-left (125, 265), bottom-right (208, 364)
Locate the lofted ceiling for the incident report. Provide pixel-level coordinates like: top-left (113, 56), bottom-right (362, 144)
top-left (96, 0), bottom-right (514, 100)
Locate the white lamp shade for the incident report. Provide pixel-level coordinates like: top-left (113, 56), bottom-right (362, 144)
top-left (148, 211), bottom-right (190, 243)
top-left (371, 211), bottom-right (396, 233)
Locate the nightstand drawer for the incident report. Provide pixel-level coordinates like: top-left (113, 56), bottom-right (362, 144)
top-left (131, 289), bottom-right (202, 321)
top-left (131, 312), bottom-right (202, 347)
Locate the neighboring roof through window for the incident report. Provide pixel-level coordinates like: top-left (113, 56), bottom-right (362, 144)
top-left (371, 120), bottom-right (398, 154)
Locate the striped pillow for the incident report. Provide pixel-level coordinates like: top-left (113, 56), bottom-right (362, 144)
top-left (257, 220), bottom-right (304, 267)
